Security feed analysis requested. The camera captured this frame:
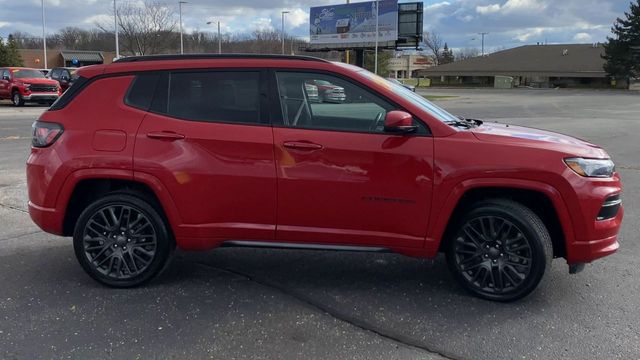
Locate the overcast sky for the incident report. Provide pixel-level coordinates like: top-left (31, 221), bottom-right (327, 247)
top-left (0, 0), bottom-right (630, 51)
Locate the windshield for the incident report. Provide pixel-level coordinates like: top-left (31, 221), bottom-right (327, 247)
top-left (12, 69), bottom-right (46, 79)
top-left (355, 68), bottom-right (460, 123)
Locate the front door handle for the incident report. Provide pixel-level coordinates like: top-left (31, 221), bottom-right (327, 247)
top-left (283, 141), bottom-right (323, 151)
top-left (147, 131), bottom-right (185, 140)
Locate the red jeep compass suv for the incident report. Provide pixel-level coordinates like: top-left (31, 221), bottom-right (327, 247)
top-left (26, 55), bottom-right (623, 301)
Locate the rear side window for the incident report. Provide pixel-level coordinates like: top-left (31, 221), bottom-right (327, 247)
top-left (163, 71), bottom-right (262, 124)
top-left (125, 73), bottom-right (160, 111)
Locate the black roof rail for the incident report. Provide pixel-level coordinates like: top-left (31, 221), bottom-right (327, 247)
top-left (114, 53), bottom-right (330, 63)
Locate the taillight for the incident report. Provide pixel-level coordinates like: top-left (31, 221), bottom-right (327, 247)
top-left (32, 121), bottom-right (63, 148)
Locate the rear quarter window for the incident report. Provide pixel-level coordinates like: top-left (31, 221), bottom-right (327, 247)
top-left (125, 73), bottom-right (160, 111)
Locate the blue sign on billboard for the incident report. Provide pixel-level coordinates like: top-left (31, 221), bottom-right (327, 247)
top-left (310, 0), bottom-right (399, 45)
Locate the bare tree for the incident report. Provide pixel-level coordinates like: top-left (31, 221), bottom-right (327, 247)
top-left (423, 31), bottom-right (444, 65)
top-left (98, 1), bottom-right (178, 55)
top-left (455, 47), bottom-right (480, 61)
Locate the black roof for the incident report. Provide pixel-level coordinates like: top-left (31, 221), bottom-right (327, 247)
top-left (114, 53), bottom-right (330, 63)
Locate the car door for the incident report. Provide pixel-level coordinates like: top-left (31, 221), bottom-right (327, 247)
top-left (0, 69), bottom-right (10, 98)
top-left (132, 70), bottom-right (277, 243)
top-left (272, 71), bottom-right (434, 249)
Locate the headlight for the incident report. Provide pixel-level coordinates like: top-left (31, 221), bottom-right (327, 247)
top-left (564, 158), bottom-right (615, 178)
top-left (22, 83), bottom-right (31, 90)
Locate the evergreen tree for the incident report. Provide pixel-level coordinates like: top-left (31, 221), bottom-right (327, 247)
top-left (603, 0), bottom-right (640, 80)
top-left (440, 43), bottom-right (455, 64)
top-left (6, 35), bottom-right (24, 66)
top-left (0, 36), bottom-right (24, 67)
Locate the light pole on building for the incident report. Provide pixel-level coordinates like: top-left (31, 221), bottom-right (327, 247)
top-left (179, 1), bottom-right (187, 54)
top-left (41, 0), bottom-right (47, 69)
top-left (281, 11), bottom-right (289, 55)
top-left (114, 0), bottom-right (120, 59)
top-left (206, 21), bottom-right (222, 54)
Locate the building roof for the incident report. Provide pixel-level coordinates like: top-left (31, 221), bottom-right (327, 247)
top-left (418, 44), bottom-right (607, 78)
top-left (60, 50), bottom-right (104, 62)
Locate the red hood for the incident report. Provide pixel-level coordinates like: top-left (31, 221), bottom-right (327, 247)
top-left (471, 122), bottom-right (609, 158)
top-left (16, 78), bottom-right (58, 85)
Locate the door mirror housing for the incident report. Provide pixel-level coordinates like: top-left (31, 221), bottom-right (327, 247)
top-left (384, 110), bottom-right (417, 134)
top-left (60, 75), bottom-right (69, 82)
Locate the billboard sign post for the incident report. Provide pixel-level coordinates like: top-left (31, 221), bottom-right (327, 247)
top-left (309, 0), bottom-right (398, 48)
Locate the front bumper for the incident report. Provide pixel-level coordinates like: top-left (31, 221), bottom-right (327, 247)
top-left (22, 93), bottom-right (60, 102)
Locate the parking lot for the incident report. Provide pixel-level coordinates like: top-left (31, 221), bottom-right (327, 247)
top-left (1, 88), bottom-right (638, 359)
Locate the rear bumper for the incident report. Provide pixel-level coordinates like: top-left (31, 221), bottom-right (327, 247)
top-left (28, 201), bottom-right (64, 235)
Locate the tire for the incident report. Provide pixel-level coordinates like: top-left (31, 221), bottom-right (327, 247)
top-left (73, 192), bottom-right (174, 288)
top-left (12, 91), bottom-right (24, 107)
top-left (445, 199), bottom-right (553, 302)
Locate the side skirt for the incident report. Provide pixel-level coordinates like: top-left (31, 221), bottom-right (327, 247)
top-left (221, 240), bottom-right (392, 253)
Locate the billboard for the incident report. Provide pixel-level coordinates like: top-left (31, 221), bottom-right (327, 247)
top-left (309, 0), bottom-right (399, 46)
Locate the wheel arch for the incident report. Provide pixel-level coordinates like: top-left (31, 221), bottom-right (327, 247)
top-left (61, 174), bottom-right (181, 238)
top-left (431, 179), bottom-right (575, 260)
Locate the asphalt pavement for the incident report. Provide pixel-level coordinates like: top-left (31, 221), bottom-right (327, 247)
top-left (0, 88), bottom-right (638, 359)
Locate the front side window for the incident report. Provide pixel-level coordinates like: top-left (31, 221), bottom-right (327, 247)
top-left (166, 71), bottom-right (262, 125)
top-left (276, 71), bottom-right (404, 133)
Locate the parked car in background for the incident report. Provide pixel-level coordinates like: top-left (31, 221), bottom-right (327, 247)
top-left (309, 79), bottom-right (347, 103)
top-left (48, 67), bottom-right (80, 92)
top-left (0, 67), bottom-right (61, 106)
top-left (39, 69), bottom-right (50, 77)
top-left (387, 78), bottom-right (416, 92)
top-left (304, 82), bottom-right (320, 103)
top-left (27, 54), bottom-right (622, 302)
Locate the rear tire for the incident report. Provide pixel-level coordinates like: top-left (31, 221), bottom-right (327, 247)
top-left (73, 192), bottom-right (174, 288)
top-left (445, 199), bottom-right (553, 302)
top-left (12, 91), bottom-right (24, 107)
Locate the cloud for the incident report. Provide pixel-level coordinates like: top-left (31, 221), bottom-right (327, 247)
top-left (573, 32), bottom-right (593, 42)
top-left (476, 4), bottom-right (501, 14)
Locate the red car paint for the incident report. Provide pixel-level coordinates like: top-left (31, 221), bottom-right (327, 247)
top-left (26, 57), bottom-right (622, 268)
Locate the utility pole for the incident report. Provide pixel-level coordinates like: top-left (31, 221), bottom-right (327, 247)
top-left (374, 0), bottom-right (379, 74)
top-left (281, 11), bottom-right (289, 55)
top-left (179, 1), bottom-right (187, 54)
top-left (41, 0), bottom-right (47, 69)
top-left (478, 32), bottom-right (489, 56)
top-left (114, 0), bottom-right (120, 59)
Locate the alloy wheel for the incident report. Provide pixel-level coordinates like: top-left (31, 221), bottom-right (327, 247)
top-left (452, 216), bottom-right (533, 294)
top-left (81, 204), bottom-right (158, 280)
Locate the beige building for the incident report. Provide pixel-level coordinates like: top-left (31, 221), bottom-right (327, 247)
top-left (18, 49), bottom-right (117, 69)
top-left (388, 54), bottom-right (434, 79)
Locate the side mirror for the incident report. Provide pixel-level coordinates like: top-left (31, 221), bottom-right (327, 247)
top-left (60, 75), bottom-right (69, 81)
top-left (384, 110), bottom-right (417, 134)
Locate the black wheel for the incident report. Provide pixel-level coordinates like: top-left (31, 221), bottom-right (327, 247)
top-left (12, 91), bottom-right (24, 107)
top-left (73, 192), bottom-right (174, 287)
top-left (446, 199), bottom-right (552, 302)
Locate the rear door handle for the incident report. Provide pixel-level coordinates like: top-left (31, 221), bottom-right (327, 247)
top-left (283, 141), bottom-right (324, 151)
top-left (147, 131), bottom-right (185, 140)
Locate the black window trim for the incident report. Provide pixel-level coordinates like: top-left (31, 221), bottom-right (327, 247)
top-left (268, 69), bottom-right (432, 137)
top-left (128, 68), bottom-right (272, 128)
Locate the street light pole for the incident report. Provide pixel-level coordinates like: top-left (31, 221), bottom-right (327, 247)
top-left (207, 21), bottom-right (222, 54)
top-left (281, 11), bottom-right (289, 55)
top-left (41, 0), bottom-right (47, 69)
top-left (374, 0), bottom-right (379, 74)
top-left (179, 1), bottom-right (187, 54)
top-left (478, 32), bottom-right (489, 56)
top-left (114, 0), bottom-right (120, 59)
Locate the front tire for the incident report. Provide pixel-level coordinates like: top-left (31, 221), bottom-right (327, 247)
top-left (446, 199), bottom-right (553, 302)
top-left (73, 192), bottom-right (174, 287)
top-left (12, 91), bottom-right (24, 107)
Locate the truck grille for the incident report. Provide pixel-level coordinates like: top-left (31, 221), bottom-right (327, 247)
top-left (30, 85), bottom-right (57, 93)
